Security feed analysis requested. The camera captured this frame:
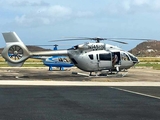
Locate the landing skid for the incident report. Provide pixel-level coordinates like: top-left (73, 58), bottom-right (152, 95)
top-left (99, 71), bottom-right (128, 77)
top-left (72, 72), bottom-right (90, 77)
top-left (72, 70), bottom-right (128, 77)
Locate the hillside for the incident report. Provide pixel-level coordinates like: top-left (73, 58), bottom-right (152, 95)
top-left (129, 40), bottom-right (160, 57)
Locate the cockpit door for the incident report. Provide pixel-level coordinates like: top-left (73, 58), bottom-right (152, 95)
top-left (120, 52), bottom-right (133, 68)
top-left (112, 52), bottom-right (121, 66)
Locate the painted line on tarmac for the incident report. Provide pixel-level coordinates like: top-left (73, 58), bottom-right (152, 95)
top-left (110, 87), bottom-right (160, 100)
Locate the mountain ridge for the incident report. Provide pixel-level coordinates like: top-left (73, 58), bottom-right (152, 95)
top-left (129, 40), bottom-right (160, 57)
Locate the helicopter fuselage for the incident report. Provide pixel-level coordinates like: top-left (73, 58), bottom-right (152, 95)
top-left (68, 43), bottom-right (138, 72)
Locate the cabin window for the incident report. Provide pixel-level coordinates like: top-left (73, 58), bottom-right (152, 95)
top-left (99, 53), bottom-right (111, 61)
top-left (88, 54), bottom-right (94, 60)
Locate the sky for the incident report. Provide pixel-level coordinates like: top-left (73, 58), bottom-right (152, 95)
top-left (1, 0), bottom-right (160, 50)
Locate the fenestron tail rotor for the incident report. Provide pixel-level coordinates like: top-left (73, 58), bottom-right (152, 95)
top-left (8, 45), bottom-right (23, 61)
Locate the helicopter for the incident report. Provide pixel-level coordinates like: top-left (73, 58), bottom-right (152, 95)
top-left (34, 44), bottom-right (74, 71)
top-left (1, 32), bottom-right (140, 76)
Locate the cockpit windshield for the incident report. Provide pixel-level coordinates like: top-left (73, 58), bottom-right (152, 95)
top-left (127, 52), bottom-right (139, 63)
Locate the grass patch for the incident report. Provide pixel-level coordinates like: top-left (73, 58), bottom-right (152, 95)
top-left (138, 57), bottom-right (160, 62)
top-left (0, 61), bottom-right (45, 67)
top-left (0, 64), bottom-right (46, 67)
top-left (0, 57), bottom-right (44, 67)
top-left (136, 62), bottom-right (160, 70)
top-left (23, 64), bottom-right (45, 67)
top-left (0, 57), bottom-right (42, 62)
top-left (0, 56), bottom-right (48, 67)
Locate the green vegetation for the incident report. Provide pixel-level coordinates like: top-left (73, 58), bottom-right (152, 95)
top-left (0, 58), bottom-right (45, 67)
top-left (135, 57), bottom-right (160, 70)
top-left (23, 64), bottom-right (45, 67)
top-left (0, 62), bottom-right (45, 67)
top-left (136, 63), bottom-right (160, 70)
top-left (0, 57), bottom-right (42, 62)
top-left (138, 57), bottom-right (160, 62)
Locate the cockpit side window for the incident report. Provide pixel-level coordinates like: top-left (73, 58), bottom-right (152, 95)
top-left (88, 54), bottom-right (94, 60)
top-left (122, 53), bottom-right (130, 61)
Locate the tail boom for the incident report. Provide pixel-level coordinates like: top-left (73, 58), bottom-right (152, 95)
top-left (30, 50), bottom-right (68, 57)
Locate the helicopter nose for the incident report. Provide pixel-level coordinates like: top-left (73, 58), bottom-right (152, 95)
top-left (133, 57), bottom-right (139, 64)
top-left (127, 52), bottom-right (139, 64)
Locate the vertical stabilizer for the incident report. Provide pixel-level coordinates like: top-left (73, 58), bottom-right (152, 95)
top-left (2, 32), bottom-right (23, 43)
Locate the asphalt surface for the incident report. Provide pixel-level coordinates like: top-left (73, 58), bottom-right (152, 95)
top-left (0, 86), bottom-right (160, 120)
top-left (0, 67), bottom-right (160, 120)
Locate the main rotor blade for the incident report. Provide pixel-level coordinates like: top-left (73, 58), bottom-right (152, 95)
top-left (27, 44), bottom-right (69, 46)
top-left (33, 45), bottom-right (58, 46)
top-left (106, 39), bottom-right (128, 44)
top-left (63, 37), bottom-right (159, 41)
top-left (106, 38), bottom-right (159, 41)
top-left (49, 37), bottom-right (159, 44)
top-left (49, 37), bottom-right (128, 44)
top-left (49, 38), bottom-right (88, 42)
top-left (59, 37), bottom-right (146, 41)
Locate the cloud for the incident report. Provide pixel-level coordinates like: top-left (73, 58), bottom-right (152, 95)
top-left (14, 5), bottom-right (72, 27)
top-left (0, 0), bottom-right (50, 8)
top-left (132, 0), bottom-right (150, 6)
top-left (10, 0), bottom-right (49, 7)
top-left (105, 0), bottom-right (160, 15)
top-left (13, 3), bottom-right (94, 27)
